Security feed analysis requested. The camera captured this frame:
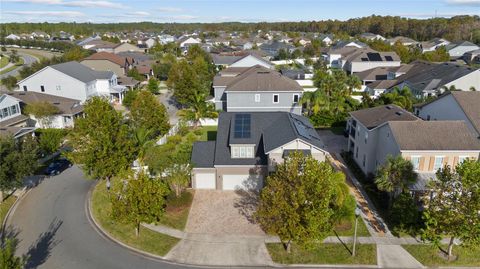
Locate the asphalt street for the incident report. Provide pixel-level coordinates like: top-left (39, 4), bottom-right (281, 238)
top-left (7, 166), bottom-right (375, 269)
top-left (0, 53), bottom-right (38, 79)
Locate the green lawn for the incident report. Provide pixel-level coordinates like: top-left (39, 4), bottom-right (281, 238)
top-left (91, 180), bottom-right (179, 256)
top-left (158, 191), bottom-right (194, 230)
top-left (403, 244), bottom-right (480, 267)
top-left (0, 57), bottom-right (24, 75)
top-left (0, 195), bottom-right (17, 230)
top-left (267, 243), bottom-right (377, 265)
top-left (197, 125), bottom-right (217, 141)
top-left (0, 56), bottom-right (9, 69)
top-left (332, 217), bottom-right (370, 237)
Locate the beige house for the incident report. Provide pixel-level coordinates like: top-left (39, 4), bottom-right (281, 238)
top-left (113, 43), bottom-right (145, 54)
top-left (347, 105), bottom-right (480, 192)
top-left (191, 112), bottom-right (328, 191)
top-left (81, 52), bottom-right (134, 77)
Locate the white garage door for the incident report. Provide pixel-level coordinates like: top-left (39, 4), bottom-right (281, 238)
top-left (222, 174), bottom-right (263, 191)
top-left (195, 173), bottom-right (216, 189)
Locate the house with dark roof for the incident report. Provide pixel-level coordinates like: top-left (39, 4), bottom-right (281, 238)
top-left (390, 62), bottom-right (479, 98)
top-left (259, 41), bottom-right (296, 58)
top-left (17, 61), bottom-right (127, 103)
top-left (414, 91), bottom-right (480, 138)
top-left (190, 112), bottom-right (328, 190)
top-left (359, 33), bottom-right (385, 41)
top-left (445, 41), bottom-right (479, 59)
top-left (346, 105), bottom-right (480, 190)
top-left (385, 36), bottom-right (417, 46)
top-left (213, 65), bottom-right (303, 114)
top-left (419, 38), bottom-right (450, 53)
top-left (211, 53), bottom-right (274, 69)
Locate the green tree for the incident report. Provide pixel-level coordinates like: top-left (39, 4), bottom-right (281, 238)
top-left (374, 155), bottom-right (417, 208)
top-left (127, 68), bottom-right (145, 81)
top-left (146, 78), bottom-right (159, 94)
top-left (1, 76), bottom-right (17, 91)
top-left (62, 46), bottom-right (90, 61)
top-left (132, 127), bottom-right (153, 165)
top-left (256, 151), bottom-right (350, 252)
top-left (0, 135), bottom-right (38, 197)
top-left (37, 128), bottom-right (67, 154)
top-left (111, 171), bottom-right (170, 237)
top-left (9, 50), bottom-right (20, 64)
top-left (24, 101), bottom-right (60, 128)
top-left (421, 160), bottom-right (480, 259)
top-left (122, 89), bottom-right (138, 109)
top-left (0, 238), bottom-right (25, 269)
top-left (130, 91), bottom-right (170, 139)
top-left (67, 97), bottom-right (135, 186)
top-left (178, 91), bottom-right (218, 127)
top-left (167, 59), bottom-right (209, 106)
top-left (377, 87), bottom-right (415, 111)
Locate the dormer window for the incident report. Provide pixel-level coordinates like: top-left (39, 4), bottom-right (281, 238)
top-left (231, 145), bottom-right (254, 158)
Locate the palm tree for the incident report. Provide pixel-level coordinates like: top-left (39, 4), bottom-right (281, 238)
top-left (132, 127), bottom-right (154, 165)
top-left (178, 91), bottom-right (218, 127)
top-left (345, 74), bottom-right (362, 95)
top-left (375, 155), bottom-right (418, 209)
top-left (470, 86), bottom-right (476, 91)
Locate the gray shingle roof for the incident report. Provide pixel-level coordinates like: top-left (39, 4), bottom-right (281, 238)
top-left (350, 105), bottom-right (419, 129)
top-left (208, 112), bottom-right (326, 167)
top-left (50, 61), bottom-right (114, 83)
top-left (450, 91), bottom-right (480, 135)
top-left (4, 91), bottom-right (83, 115)
top-left (389, 120), bottom-right (480, 151)
top-left (191, 141), bottom-right (216, 168)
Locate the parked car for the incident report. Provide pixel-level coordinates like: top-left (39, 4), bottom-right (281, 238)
top-left (44, 158), bottom-right (72, 176)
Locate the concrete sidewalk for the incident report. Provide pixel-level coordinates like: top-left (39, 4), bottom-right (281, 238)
top-left (377, 245), bottom-right (424, 268)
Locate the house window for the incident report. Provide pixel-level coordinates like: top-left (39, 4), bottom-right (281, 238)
top-left (23, 86), bottom-right (27, 92)
top-left (364, 132), bottom-right (368, 144)
top-left (355, 147), bottom-right (359, 158)
top-left (2, 108), bottom-right (9, 117)
top-left (255, 94), bottom-right (261, 103)
top-left (273, 94), bottom-right (279, 103)
top-left (40, 85), bottom-right (45, 92)
top-left (427, 115), bottom-right (431, 121)
top-left (433, 156), bottom-right (444, 171)
top-left (11, 105), bottom-right (17, 115)
top-left (411, 156), bottom-right (420, 171)
top-left (231, 146), bottom-right (254, 159)
top-left (232, 147), bottom-right (239, 158)
top-left (362, 154), bottom-right (366, 167)
top-left (56, 86), bottom-right (61, 91)
top-left (293, 94), bottom-right (299, 103)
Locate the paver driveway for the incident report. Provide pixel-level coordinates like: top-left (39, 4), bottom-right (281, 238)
top-left (185, 190), bottom-right (264, 235)
top-left (166, 190), bottom-right (273, 266)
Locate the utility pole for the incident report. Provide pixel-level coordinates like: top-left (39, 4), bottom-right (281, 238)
top-left (352, 207), bottom-right (361, 257)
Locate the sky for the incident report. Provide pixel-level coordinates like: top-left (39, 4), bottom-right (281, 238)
top-left (0, 0), bottom-right (479, 23)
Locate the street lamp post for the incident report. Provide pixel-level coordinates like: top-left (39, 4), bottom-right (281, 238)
top-left (352, 207), bottom-right (361, 257)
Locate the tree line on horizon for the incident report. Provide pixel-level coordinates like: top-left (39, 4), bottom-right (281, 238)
top-left (1, 15), bottom-right (479, 44)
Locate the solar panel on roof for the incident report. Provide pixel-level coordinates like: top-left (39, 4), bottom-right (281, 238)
top-left (361, 57), bottom-right (369, 61)
top-left (385, 56), bottom-right (394, 61)
top-left (367, 52), bottom-right (382, 61)
top-left (233, 114), bottom-right (251, 139)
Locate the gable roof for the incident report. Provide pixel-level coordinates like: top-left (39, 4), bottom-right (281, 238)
top-left (211, 112), bottom-right (326, 166)
top-left (83, 52), bottom-right (132, 67)
top-left (219, 65), bottom-right (302, 92)
top-left (388, 120), bottom-right (480, 151)
top-left (343, 48), bottom-right (400, 63)
top-left (350, 105), bottom-right (419, 129)
top-left (355, 66), bottom-right (391, 81)
top-left (4, 91), bottom-right (83, 115)
top-left (450, 91), bottom-right (480, 135)
top-left (49, 61), bottom-right (114, 83)
top-left (191, 141), bottom-right (216, 168)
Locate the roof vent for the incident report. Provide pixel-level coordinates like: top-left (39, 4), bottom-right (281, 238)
top-left (53, 102), bottom-right (60, 105)
top-left (395, 111), bottom-right (403, 116)
top-left (386, 105), bottom-right (392, 109)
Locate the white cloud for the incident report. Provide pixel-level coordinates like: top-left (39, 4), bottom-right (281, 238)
top-left (445, 0), bottom-right (480, 6)
top-left (124, 11), bottom-right (150, 16)
top-left (4, 10), bottom-right (85, 17)
top-left (168, 15), bottom-right (198, 20)
top-left (157, 7), bottom-right (183, 13)
top-left (397, 12), bottom-right (479, 18)
top-left (4, 0), bottom-right (127, 9)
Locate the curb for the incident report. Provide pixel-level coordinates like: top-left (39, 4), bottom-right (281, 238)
top-left (1, 187), bottom-right (30, 237)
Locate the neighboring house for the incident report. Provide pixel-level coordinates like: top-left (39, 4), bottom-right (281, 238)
top-left (81, 40), bottom-right (117, 52)
top-left (445, 41), bottom-right (480, 59)
top-left (414, 91), bottom-right (480, 138)
top-left (31, 31), bottom-right (50, 39)
top-left (385, 36), bottom-right (417, 46)
top-left (6, 91), bottom-right (83, 129)
top-left (177, 37), bottom-right (201, 50)
top-left (17, 61), bottom-right (127, 103)
top-left (331, 40), bottom-right (368, 50)
top-left (211, 53), bottom-right (273, 69)
top-left (346, 105), bottom-right (480, 181)
top-left (355, 66), bottom-right (391, 86)
top-left (340, 49), bottom-right (401, 74)
top-left (391, 62), bottom-right (480, 98)
top-left (158, 34), bottom-right (175, 45)
top-left (113, 43), bottom-right (144, 54)
top-left (213, 65), bottom-right (303, 114)
top-left (317, 34), bottom-right (335, 46)
top-left (259, 41), bottom-right (296, 57)
top-left (138, 37), bottom-right (156, 48)
top-left (464, 49), bottom-right (480, 65)
top-left (190, 112), bottom-right (328, 190)
top-left (0, 94), bottom-right (29, 128)
top-left (81, 52), bottom-right (134, 77)
top-left (419, 38), bottom-right (450, 53)
top-left (360, 33), bottom-right (385, 41)
top-left (365, 80), bottom-right (400, 98)
top-left (77, 35), bottom-right (102, 47)
top-left (6, 34), bottom-right (21, 40)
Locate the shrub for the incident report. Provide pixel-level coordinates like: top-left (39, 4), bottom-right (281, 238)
top-left (36, 128), bottom-right (67, 154)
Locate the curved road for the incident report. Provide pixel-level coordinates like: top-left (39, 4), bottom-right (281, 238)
top-left (0, 53), bottom-right (38, 79)
top-left (7, 166), bottom-right (189, 269)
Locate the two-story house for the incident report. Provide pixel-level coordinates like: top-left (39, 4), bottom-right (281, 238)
top-left (17, 61), bottom-right (127, 103)
top-left (414, 91), bottom-right (480, 139)
top-left (81, 52), bottom-right (134, 77)
top-left (213, 65), bottom-right (303, 114)
top-left (0, 94), bottom-right (35, 139)
top-left (190, 112), bottom-right (328, 190)
top-left (346, 105), bottom-right (480, 191)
